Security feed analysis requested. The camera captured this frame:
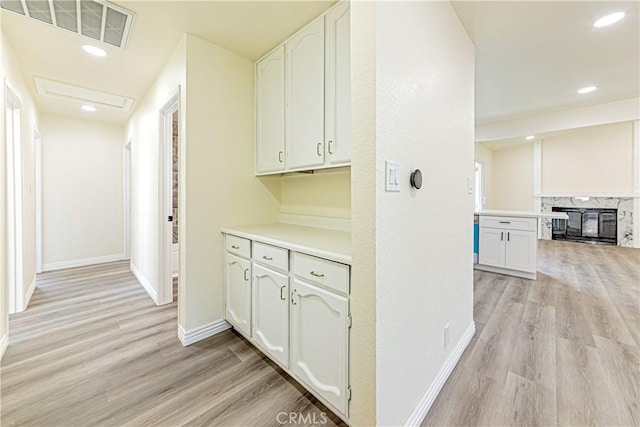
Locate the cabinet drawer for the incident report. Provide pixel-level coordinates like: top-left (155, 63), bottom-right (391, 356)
top-left (226, 235), bottom-right (251, 259)
top-left (292, 252), bottom-right (349, 295)
top-left (479, 216), bottom-right (537, 232)
top-left (253, 242), bottom-right (289, 272)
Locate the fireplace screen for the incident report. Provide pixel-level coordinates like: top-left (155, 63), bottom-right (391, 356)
top-left (552, 207), bottom-right (617, 245)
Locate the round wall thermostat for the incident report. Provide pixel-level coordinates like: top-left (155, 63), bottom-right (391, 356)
top-left (410, 169), bottom-right (423, 189)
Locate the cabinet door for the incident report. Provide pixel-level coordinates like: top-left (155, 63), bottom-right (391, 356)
top-left (286, 17), bottom-right (325, 170)
top-left (225, 253), bottom-right (251, 336)
top-left (325, 2), bottom-right (351, 165)
top-left (505, 229), bottom-right (537, 273)
top-left (256, 46), bottom-right (286, 174)
top-left (478, 227), bottom-right (506, 268)
top-left (290, 279), bottom-right (349, 415)
top-left (253, 263), bottom-right (289, 367)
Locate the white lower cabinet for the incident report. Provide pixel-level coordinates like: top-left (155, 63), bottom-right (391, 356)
top-left (252, 263), bottom-right (289, 367)
top-left (505, 229), bottom-right (537, 272)
top-left (478, 215), bottom-right (538, 276)
top-left (223, 233), bottom-right (351, 420)
top-left (290, 278), bottom-right (349, 415)
top-left (225, 252), bottom-right (251, 336)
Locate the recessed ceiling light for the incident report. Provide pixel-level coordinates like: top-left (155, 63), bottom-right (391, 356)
top-left (81, 105), bottom-right (96, 112)
top-left (577, 86), bottom-right (597, 94)
top-left (594, 11), bottom-right (625, 28)
top-left (525, 135), bottom-right (535, 140)
top-left (82, 45), bottom-right (107, 57)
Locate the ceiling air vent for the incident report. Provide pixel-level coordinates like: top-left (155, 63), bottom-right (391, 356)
top-left (1, 0), bottom-right (135, 49)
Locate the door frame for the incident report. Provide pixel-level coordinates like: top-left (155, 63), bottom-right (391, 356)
top-left (474, 159), bottom-right (486, 211)
top-left (123, 139), bottom-right (132, 260)
top-left (34, 127), bottom-right (42, 273)
top-left (5, 82), bottom-right (24, 314)
top-left (158, 88), bottom-right (180, 305)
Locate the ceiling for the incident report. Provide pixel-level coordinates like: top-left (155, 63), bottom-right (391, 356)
top-left (452, 1), bottom-right (640, 125)
top-left (1, 0), bottom-right (334, 124)
top-left (2, 1), bottom-right (638, 127)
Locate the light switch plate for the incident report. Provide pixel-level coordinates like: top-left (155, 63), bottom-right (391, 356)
top-left (386, 161), bottom-right (400, 192)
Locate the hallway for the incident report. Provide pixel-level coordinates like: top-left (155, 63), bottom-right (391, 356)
top-left (0, 261), bottom-right (341, 426)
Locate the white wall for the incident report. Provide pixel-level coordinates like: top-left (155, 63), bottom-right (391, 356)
top-left (349, 1), bottom-right (377, 424)
top-left (280, 168), bottom-right (351, 219)
top-left (40, 114), bottom-right (124, 268)
top-left (180, 34), bottom-right (280, 331)
top-left (492, 142), bottom-right (534, 210)
top-left (542, 122), bottom-right (634, 194)
top-left (373, 2), bottom-right (475, 425)
top-left (126, 36), bottom-right (187, 304)
top-left (1, 32), bottom-right (40, 330)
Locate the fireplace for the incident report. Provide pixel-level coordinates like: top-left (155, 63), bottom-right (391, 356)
top-left (551, 207), bottom-right (617, 245)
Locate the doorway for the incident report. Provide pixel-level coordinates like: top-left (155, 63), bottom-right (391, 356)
top-left (474, 159), bottom-right (485, 212)
top-left (124, 140), bottom-right (131, 260)
top-left (5, 84), bottom-right (24, 314)
top-left (159, 89), bottom-right (180, 305)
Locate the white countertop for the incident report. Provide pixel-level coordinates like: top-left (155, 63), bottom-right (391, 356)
top-left (475, 209), bottom-right (568, 219)
top-left (222, 223), bottom-right (352, 265)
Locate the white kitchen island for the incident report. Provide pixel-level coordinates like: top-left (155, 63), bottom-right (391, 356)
top-left (474, 210), bottom-right (567, 280)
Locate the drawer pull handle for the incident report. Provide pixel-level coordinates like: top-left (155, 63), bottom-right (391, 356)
top-left (291, 289), bottom-right (297, 305)
top-left (231, 245), bottom-right (240, 250)
top-left (280, 285), bottom-right (286, 301)
top-left (328, 140), bottom-right (334, 155)
top-left (243, 269), bottom-right (249, 281)
top-left (310, 271), bottom-right (324, 278)
top-left (507, 232), bottom-right (510, 242)
top-left (501, 231), bottom-right (504, 241)
top-left (316, 142), bottom-right (322, 156)
top-left (498, 221), bottom-right (511, 224)
top-left (262, 255), bottom-right (273, 261)
top-left (278, 151), bottom-right (283, 163)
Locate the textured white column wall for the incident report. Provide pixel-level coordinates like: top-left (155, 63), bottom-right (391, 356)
top-left (633, 120), bottom-right (639, 248)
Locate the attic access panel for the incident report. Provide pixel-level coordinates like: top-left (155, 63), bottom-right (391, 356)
top-left (0, 0), bottom-right (135, 49)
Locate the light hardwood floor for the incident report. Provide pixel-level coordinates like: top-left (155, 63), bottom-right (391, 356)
top-left (423, 240), bottom-right (640, 426)
top-left (2, 241), bottom-right (638, 426)
top-left (0, 262), bottom-right (343, 426)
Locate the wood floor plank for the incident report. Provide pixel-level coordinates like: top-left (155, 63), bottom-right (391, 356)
top-left (424, 240), bottom-right (639, 427)
top-left (1, 261), bottom-right (342, 426)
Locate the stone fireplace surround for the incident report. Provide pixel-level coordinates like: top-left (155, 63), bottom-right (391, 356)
top-left (540, 196), bottom-right (634, 247)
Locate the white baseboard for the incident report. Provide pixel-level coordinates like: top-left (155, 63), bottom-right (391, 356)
top-left (405, 322), bottom-right (476, 426)
top-left (177, 319), bottom-right (231, 346)
top-left (0, 334), bottom-right (8, 360)
top-left (130, 262), bottom-right (158, 304)
top-left (24, 276), bottom-right (36, 311)
top-left (43, 254), bottom-right (124, 272)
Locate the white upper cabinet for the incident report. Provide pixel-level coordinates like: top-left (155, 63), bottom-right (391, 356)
top-left (256, 46), bottom-right (286, 174)
top-left (286, 16), bottom-right (326, 171)
top-left (255, 2), bottom-right (351, 175)
top-left (324, 2), bottom-right (351, 165)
